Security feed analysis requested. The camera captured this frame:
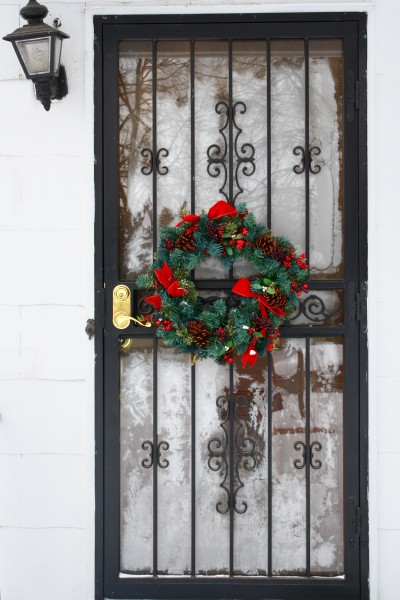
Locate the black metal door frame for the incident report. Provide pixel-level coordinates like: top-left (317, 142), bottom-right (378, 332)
top-left (94, 12), bottom-right (368, 600)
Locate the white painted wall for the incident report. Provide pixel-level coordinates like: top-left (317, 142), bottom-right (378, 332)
top-left (0, 0), bottom-right (397, 599)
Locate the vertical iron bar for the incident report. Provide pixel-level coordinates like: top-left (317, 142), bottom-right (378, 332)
top-left (190, 40), bottom-right (196, 578)
top-left (191, 40), bottom-right (195, 216)
top-left (228, 39), bottom-right (234, 206)
top-left (305, 38), bottom-right (311, 572)
top-left (305, 335), bottom-right (311, 576)
top-left (304, 38), bottom-right (310, 268)
top-left (229, 362), bottom-right (234, 577)
top-left (151, 40), bottom-right (158, 577)
top-left (153, 337), bottom-right (158, 576)
top-left (228, 39), bottom-right (234, 280)
top-left (191, 364), bottom-right (196, 577)
top-left (152, 39), bottom-right (158, 254)
top-left (267, 353), bottom-right (272, 577)
top-left (267, 39), bottom-right (272, 231)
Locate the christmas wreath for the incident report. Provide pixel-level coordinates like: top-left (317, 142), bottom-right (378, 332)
top-left (136, 200), bottom-right (308, 367)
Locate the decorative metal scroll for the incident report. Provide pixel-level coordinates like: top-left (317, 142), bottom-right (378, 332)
top-left (287, 294), bottom-right (342, 324)
top-left (293, 440), bottom-right (322, 470)
top-left (141, 147), bottom-right (169, 176)
top-left (293, 145), bottom-right (322, 175)
top-left (141, 440), bottom-right (170, 469)
top-left (233, 396), bottom-right (257, 514)
top-left (138, 293), bottom-right (156, 315)
top-left (207, 101), bottom-right (256, 202)
top-left (207, 395), bottom-right (257, 515)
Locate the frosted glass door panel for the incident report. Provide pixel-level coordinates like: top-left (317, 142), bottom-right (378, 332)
top-left (156, 42), bottom-right (191, 242)
top-left (233, 356), bottom-right (269, 576)
top-left (194, 41), bottom-right (229, 280)
top-left (195, 360), bottom-right (230, 575)
top-left (270, 40), bottom-right (306, 253)
top-left (157, 342), bottom-right (192, 575)
top-left (119, 42), bottom-right (154, 280)
top-left (120, 338), bottom-right (154, 573)
top-left (310, 337), bottom-right (344, 575)
top-left (309, 40), bottom-right (344, 279)
top-left (271, 339), bottom-right (307, 575)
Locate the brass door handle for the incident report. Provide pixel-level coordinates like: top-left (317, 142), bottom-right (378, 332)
top-left (112, 285), bottom-right (151, 329)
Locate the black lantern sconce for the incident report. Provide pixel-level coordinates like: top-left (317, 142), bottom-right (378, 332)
top-left (3, 0), bottom-right (69, 111)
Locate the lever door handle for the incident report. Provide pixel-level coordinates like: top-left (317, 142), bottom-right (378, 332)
top-left (112, 285), bottom-right (151, 329)
top-left (114, 310), bottom-right (151, 329)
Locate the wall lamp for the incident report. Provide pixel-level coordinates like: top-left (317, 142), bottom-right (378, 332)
top-left (3, 0), bottom-right (69, 111)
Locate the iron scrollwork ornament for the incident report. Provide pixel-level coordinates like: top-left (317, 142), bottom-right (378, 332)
top-left (207, 101), bottom-right (255, 201)
top-left (293, 145), bottom-right (322, 175)
top-left (288, 293), bottom-right (342, 324)
top-left (141, 147), bottom-right (169, 176)
top-left (207, 102), bottom-right (229, 200)
top-left (207, 395), bottom-right (230, 514)
top-left (207, 395), bottom-right (257, 515)
top-left (233, 396), bottom-right (257, 514)
top-left (141, 440), bottom-right (170, 469)
top-left (293, 440), bottom-right (322, 470)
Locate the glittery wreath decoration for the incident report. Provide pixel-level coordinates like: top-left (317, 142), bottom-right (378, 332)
top-left (136, 200), bottom-right (308, 367)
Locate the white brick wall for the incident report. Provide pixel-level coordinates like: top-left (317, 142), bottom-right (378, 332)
top-left (0, 2), bottom-right (92, 599)
top-left (0, 1), bottom-right (398, 599)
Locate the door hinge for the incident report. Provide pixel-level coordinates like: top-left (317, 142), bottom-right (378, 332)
top-left (355, 283), bottom-right (367, 331)
top-left (348, 496), bottom-right (366, 546)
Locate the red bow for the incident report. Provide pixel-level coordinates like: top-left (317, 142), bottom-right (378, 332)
top-left (154, 262), bottom-right (186, 297)
top-left (232, 278), bottom-right (285, 318)
top-left (145, 295), bottom-right (162, 309)
top-left (208, 200), bottom-right (238, 221)
top-left (176, 214), bottom-right (200, 227)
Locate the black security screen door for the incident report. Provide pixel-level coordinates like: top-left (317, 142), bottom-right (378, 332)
top-left (94, 13), bottom-right (368, 600)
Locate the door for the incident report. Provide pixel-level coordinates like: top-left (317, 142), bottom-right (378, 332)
top-left (94, 13), bottom-right (368, 600)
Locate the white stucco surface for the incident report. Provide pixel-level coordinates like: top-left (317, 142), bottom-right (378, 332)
top-left (0, 0), bottom-right (397, 599)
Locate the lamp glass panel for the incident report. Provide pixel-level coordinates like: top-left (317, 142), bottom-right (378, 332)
top-left (53, 37), bottom-right (62, 75)
top-left (16, 37), bottom-right (50, 75)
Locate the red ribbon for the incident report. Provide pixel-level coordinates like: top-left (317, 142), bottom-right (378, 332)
top-left (176, 214), bottom-right (200, 227)
top-left (208, 200), bottom-right (238, 221)
top-left (242, 338), bottom-right (259, 368)
top-left (145, 295), bottom-right (162, 309)
top-left (232, 278), bottom-right (285, 318)
top-left (154, 262), bottom-right (186, 297)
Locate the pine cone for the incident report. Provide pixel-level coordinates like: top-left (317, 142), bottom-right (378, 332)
top-left (188, 320), bottom-right (211, 348)
top-left (254, 235), bottom-right (287, 263)
top-left (252, 315), bottom-right (274, 333)
top-left (207, 223), bottom-right (222, 243)
top-left (175, 231), bottom-right (195, 252)
top-left (264, 289), bottom-right (287, 311)
top-left (253, 235), bottom-right (278, 256)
